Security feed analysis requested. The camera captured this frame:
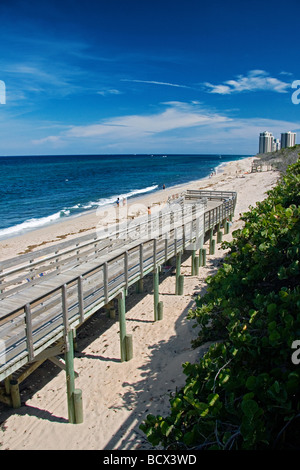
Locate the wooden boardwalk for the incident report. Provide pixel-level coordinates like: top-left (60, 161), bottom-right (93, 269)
top-left (0, 190), bottom-right (236, 417)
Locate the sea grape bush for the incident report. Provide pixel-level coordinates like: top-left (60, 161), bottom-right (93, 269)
top-left (140, 160), bottom-right (300, 450)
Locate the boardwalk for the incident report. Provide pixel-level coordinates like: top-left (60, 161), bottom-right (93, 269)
top-left (0, 190), bottom-right (236, 419)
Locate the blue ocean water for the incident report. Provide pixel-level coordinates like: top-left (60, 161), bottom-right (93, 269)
top-left (0, 154), bottom-right (249, 239)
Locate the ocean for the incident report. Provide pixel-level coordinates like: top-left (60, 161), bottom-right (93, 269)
top-left (0, 154), bottom-right (249, 240)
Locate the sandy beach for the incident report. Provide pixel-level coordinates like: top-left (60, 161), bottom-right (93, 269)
top-left (0, 156), bottom-right (259, 261)
top-left (0, 156), bottom-right (280, 450)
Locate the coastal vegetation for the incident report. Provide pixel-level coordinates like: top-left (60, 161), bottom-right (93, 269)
top-left (257, 143), bottom-right (300, 173)
top-left (140, 156), bottom-right (300, 450)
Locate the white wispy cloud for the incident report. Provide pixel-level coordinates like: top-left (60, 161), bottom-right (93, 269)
top-left (2, 60), bottom-right (87, 102)
top-left (121, 79), bottom-right (191, 89)
top-left (279, 71), bottom-right (293, 76)
top-left (32, 101), bottom-right (230, 145)
top-left (2, 99), bottom-right (295, 155)
top-left (97, 89), bottom-right (122, 96)
top-left (204, 70), bottom-right (291, 95)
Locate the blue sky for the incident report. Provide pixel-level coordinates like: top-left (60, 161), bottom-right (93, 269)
top-left (0, 0), bottom-right (300, 156)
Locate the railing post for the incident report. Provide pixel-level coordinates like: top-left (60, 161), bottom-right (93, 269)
top-left (103, 262), bottom-right (108, 304)
top-left (164, 238), bottom-right (168, 263)
top-left (0, 269), bottom-right (3, 299)
top-left (78, 276), bottom-right (84, 324)
top-left (124, 251), bottom-right (129, 293)
top-left (55, 250), bottom-right (60, 273)
top-left (25, 303), bottom-right (34, 362)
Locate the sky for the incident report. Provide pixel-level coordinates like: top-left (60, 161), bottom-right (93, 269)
top-left (0, 0), bottom-right (300, 156)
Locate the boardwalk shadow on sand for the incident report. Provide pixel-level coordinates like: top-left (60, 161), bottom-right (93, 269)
top-left (102, 281), bottom-right (214, 450)
top-left (102, 253), bottom-right (225, 450)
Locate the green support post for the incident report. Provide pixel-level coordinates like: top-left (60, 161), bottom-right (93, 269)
top-left (209, 238), bottom-right (216, 255)
top-left (65, 329), bottom-right (76, 423)
top-left (175, 252), bottom-right (182, 294)
top-left (4, 376), bottom-right (11, 396)
top-left (118, 290), bottom-right (127, 362)
top-left (225, 221), bottom-right (230, 234)
top-left (73, 389), bottom-right (83, 424)
top-left (10, 379), bottom-right (21, 409)
top-left (191, 250), bottom-right (196, 275)
top-left (199, 248), bottom-right (203, 267)
top-left (202, 248), bottom-right (207, 266)
top-left (178, 274), bottom-right (184, 295)
top-left (157, 301), bottom-right (164, 320)
top-left (193, 255), bottom-right (199, 276)
top-left (153, 267), bottom-right (159, 321)
top-left (125, 334), bottom-right (133, 361)
top-left (109, 307), bottom-right (116, 319)
top-left (217, 230), bottom-right (223, 243)
top-left (136, 278), bottom-right (144, 294)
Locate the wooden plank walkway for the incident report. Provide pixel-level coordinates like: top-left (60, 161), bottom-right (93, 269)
top-left (0, 190), bottom-right (236, 414)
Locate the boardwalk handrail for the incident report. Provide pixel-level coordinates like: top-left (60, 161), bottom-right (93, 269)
top-left (185, 189), bottom-right (236, 200)
top-left (0, 201), bottom-right (205, 300)
top-left (0, 191), bottom-right (236, 382)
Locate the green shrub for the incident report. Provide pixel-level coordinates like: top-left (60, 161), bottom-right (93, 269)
top-left (140, 160), bottom-right (300, 450)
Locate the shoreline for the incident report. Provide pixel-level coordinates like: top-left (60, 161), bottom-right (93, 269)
top-left (0, 155), bottom-right (243, 243)
top-left (0, 155), bottom-right (254, 262)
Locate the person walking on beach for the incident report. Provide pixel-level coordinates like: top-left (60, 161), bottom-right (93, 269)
top-left (163, 184), bottom-right (165, 190)
top-left (116, 197), bottom-right (120, 207)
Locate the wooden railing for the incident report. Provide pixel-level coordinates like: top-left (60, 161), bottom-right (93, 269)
top-left (185, 189), bottom-right (237, 201)
top-left (0, 201), bottom-right (205, 300)
top-left (0, 191), bottom-right (236, 382)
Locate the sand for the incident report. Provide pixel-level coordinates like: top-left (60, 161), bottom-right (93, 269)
top-left (0, 156), bottom-right (280, 450)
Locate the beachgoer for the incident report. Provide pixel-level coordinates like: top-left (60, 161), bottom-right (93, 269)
top-left (163, 184), bottom-right (165, 190)
top-left (147, 206), bottom-right (151, 215)
top-left (116, 197), bottom-right (120, 207)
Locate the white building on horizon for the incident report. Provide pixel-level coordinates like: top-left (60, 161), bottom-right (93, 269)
top-left (281, 131), bottom-right (296, 149)
top-left (259, 131), bottom-right (274, 154)
top-left (259, 131), bottom-right (296, 154)
top-left (273, 138), bottom-right (281, 151)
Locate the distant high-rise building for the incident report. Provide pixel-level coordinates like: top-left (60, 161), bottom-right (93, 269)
top-left (273, 138), bottom-right (281, 151)
top-left (259, 131), bottom-right (274, 154)
top-left (281, 131), bottom-right (296, 149)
